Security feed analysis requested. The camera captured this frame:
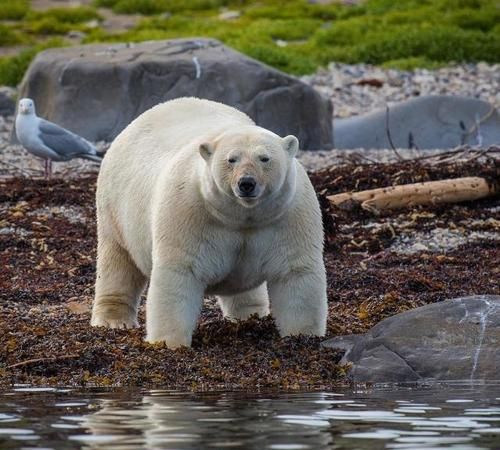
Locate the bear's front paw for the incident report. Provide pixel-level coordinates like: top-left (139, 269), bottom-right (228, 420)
top-left (145, 331), bottom-right (192, 349)
top-left (90, 299), bottom-right (138, 329)
top-left (91, 315), bottom-right (138, 329)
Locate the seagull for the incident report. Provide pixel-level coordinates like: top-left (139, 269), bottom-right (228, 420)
top-left (15, 98), bottom-right (102, 179)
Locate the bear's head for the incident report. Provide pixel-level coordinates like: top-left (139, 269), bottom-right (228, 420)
top-left (199, 127), bottom-right (299, 209)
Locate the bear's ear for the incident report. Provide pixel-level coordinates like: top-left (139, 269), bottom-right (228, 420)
top-left (282, 135), bottom-right (299, 158)
top-left (199, 142), bottom-right (214, 162)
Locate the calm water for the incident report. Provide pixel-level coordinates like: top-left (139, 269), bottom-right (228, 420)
top-left (1, 384), bottom-right (500, 449)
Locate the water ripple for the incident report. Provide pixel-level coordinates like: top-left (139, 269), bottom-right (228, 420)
top-left (1, 384), bottom-right (500, 449)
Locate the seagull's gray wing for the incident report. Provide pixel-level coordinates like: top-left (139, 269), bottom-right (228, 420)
top-left (38, 119), bottom-right (96, 159)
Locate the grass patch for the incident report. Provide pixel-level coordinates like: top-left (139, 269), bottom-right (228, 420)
top-left (0, 25), bottom-right (24, 47)
top-left (93, 0), bottom-right (230, 14)
top-left (1, 0), bottom-right (500, 85)
top-left (0, 0), bottom-right (29, 20)
top-left (26, 17), bottom-right (74, 35)
top-left (27, 7), bottom-right (101, 24)
top-left (89, 0), bottom-right (500, 73)
top-left (315, 22), bottom-right (500, 65)
top-left (0, 38), bottom-right (66, 87)
top-left (18, 7), bottom-right (103, 37)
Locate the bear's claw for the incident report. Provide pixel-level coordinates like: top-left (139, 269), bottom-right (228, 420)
top-left (90, 316), bottom-right (138, 329)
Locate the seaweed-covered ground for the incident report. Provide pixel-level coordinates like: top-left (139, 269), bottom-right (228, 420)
top-left (0, 158), bottom-right (498, 389)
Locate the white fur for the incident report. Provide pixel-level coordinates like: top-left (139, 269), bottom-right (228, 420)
top-left (91, 97), bottom-right (327, 348)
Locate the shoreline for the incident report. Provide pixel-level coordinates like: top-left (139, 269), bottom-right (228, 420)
top-left (1, 157), bottom-right (498, 389)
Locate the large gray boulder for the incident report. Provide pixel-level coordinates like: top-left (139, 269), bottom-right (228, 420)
top-left (323, 295), bottom-right (500, 383)
top-left (334, 96), bottom-right (500, 149)
top-left (17, 38), bottom-right (332, 150)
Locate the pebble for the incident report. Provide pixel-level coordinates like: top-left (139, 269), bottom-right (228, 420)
top-left (27, 206), bottom-right (88, 224)
top-left (66, 30), bottom-right (87, 40)
top-left (390, 228), bottom-right (500, 255)
top-left (0, 227), bottom-right (32, 237)
top-left (218, 10), bottom-right (240, 20)
top-left (341, 215), bottom-right (499, 255)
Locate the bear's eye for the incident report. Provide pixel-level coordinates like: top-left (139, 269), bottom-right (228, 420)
top-left (228, 157), bottom-right (237, 164)
top-left (259, 156), bottom-right (270, 163)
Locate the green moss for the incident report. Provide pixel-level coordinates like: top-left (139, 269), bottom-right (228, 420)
top-left (0, 39), bottom-right (66, 87)
top-left (26, 7), bottom-right (101, 24)
top-left (436, 0), bottom-right (485, 10)
top-left (93, 14), bottom-right (225, 42)
top-left (0, 0), bottom-right (29, 20)
top-left (315, 17), bottom-right (372, 47)
top-left (0, 25), bottom-right (23, 46)
top-left (244, 19), bottom-right (322, 41)
top-left (245, 2), bottom-right (338, 20)
top-left (103, 0), bottom-right (167, 15)
top-left (362, 0), bottom-right (433, 15)
top-left (314, 0), bottom-right (500, 67)
top-left (27, 17), bottom-right (72, 35)
top-left (19, 7), bottom-right (102, 37)
top-left (92, 0), bottom-right (119, 7)
top-left (356, 26), bottom-right (499, 65)
top-left (89, 0), bottom-right (500, 75)
top-left (448, 8), bottom-right (500, 31)
top-left (93, 0), bottom-right (229, 15)
top-left (228, 39), bottom-right (317, 74)
top-left (380, 7), bottom-right (438, 26)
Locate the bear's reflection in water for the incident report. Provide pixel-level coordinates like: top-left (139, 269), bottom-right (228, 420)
top-left (79, 391), bottom-right (333, 449)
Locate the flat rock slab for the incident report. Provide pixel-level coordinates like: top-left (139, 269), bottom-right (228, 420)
top-left (17, 38), bottom-right (332, 150)
top-left (323, 295), bottom-right (500, 383)
top-left (334, 95), bottom-right (500, 149)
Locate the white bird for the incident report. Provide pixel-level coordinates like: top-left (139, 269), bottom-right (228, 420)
top-left (15, 98), bottom-right (102, 179)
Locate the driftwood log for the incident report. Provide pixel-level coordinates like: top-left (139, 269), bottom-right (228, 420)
top-left (328, 177), bottom-right (498, 213)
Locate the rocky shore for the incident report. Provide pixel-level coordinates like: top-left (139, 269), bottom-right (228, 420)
top-left (1, 62), bottom-right (499, 176)
top-left (301, 62), bottom-right (500, 118)
top-left (0, 157), bottom-right (498, 388)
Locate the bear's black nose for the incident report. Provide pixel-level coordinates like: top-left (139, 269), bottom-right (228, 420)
top-left (238, 176), bottom-right (257, 196)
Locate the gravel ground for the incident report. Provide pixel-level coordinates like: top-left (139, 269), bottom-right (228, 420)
top-left (298, 62), bottom-right (500, 170)
top-left (336, 215), bottom-right (500, 256)
top-left (301, 62), bottom-right (500, 118)
top-left (390, 227), bottom-right (500, 254)
top-left (1, 62), bottom-right (499, 176)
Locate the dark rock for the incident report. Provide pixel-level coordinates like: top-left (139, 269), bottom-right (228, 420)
top-left (0, 86), bottom-right (16, 116)
top-left (334, 96), bottom-right (500, 149)
top-left (17, 38), bottom-right (332, 149)
top-left (323, 295), bottom-right (500, 383)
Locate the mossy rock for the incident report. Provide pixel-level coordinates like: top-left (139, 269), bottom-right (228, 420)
top-left (17, 39), bottom-right (333, 149)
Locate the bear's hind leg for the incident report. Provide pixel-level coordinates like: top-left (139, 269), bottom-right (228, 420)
top-left (91, 239), bottom-right (146, 329)
top-left (218, 283), bottom-right (270, 320)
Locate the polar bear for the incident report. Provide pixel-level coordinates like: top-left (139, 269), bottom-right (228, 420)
top-left (91, 97), bottom-right (327, 348)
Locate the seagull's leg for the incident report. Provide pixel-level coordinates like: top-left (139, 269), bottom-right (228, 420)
top-left (43, 159), bottom-right (48, 180)
top-left (48, 160), bottom-right (53, 179)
